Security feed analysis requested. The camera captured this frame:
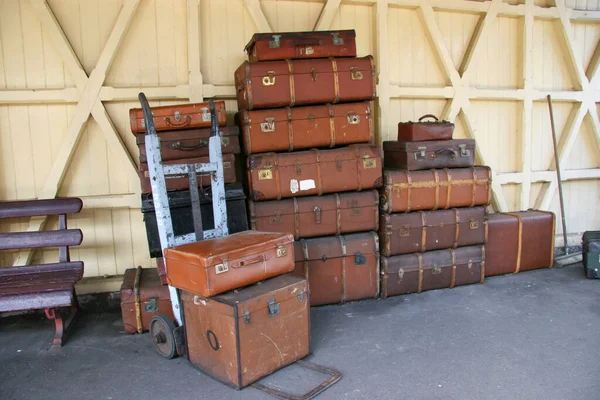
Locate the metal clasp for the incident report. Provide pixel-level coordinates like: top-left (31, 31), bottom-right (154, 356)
top-left (295, 161), bottom-right (302, 175)
top-left (415, 147), bottom-right (427, 160)
top-left (276, 246), bottom-right (287, 258)
top-left (200, 107), bottom-right (211, 122)
top-left (363, 157), bottom-right (376, 169)
top-left (336, 158), bottom-right (343, 171)
top-left (469, 220), bottom-right (479, 229)
top-left (269, 212), bottom-right (282, 224)
top-left (399, 226), bottom-right (410, 237)
top-left (260, 117), bottom-right (276, 132)
top-left (354, 252), bottom-right (367, 265)
top-left (215, 261), bottom-right (229, 274)
top-left (432, 266), bottom-right (442, 275)
top-left (347, 113), bottom-right (360, 124)
top-left (398, 268), bottom-right (405, 280)
top-left (269, 35), bottom-right (281, 48)
top-left (314, 206), bottom-right (322, 224)
top-left (244, 309), bottom-right (251, 324)
top-left (350, 67), bottom-right (363, 80)
top-left (144, 297), bottom-right (158, 313)
top-left (262, 71), bottom-right (276, 86)
top-left (258, 169), bottom-right (273, 180)
top-left (268, 298), bottom-right (280, 317)
top-left (459, 144), bottom-right (470, 157)
top-left (310, 67), bottom-right (318, 81)
top-left (174, 111), bottom-right (181, 122)
top-left (297, 290), bottom-right (304, 302)
top-left (332, 32), bottom-right (344, 45)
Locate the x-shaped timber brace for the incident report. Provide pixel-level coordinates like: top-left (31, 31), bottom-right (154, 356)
top-left (1, 0), bottom-right (600, 267)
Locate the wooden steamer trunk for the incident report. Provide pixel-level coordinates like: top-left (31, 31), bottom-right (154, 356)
top-left (181, 275), bottom-right (310, 389)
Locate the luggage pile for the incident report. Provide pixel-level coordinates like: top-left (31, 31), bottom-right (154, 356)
top-left (236, 30), bottom-right (384, 306)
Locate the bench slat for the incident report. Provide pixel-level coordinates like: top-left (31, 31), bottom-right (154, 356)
top-left (0, 290), bottom-right (73, 313)
top-left (0, 229), bottom-right (83, 250)
top-left (0, 198), bottom-right (83, 219)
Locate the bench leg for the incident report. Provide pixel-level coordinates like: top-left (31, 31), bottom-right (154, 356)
top-left (45, 305), bottom-right (78, 348)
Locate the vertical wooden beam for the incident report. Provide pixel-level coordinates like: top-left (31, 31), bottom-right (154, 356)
top-left (187, 0), bottom-right (203, 102)
top-left (243, 0), bottom-right (272, 33)
top-left (520, 0), bottom-right (534, 210)
top-left (376, 0), bottom-right (390, 143)
top-left (314, 0), bottom-right (341, 31)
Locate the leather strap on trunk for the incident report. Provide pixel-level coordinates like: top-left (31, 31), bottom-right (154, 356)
top-left (134, 266), bottom-right (143, 334)
top-left (420, 211), bottom-right (427, 253)
top-left (273, 154), bottom-right (282, 200)
top-left (294, 198), bottom-right (300, 239)
top-left (434, 169), bottom-right (440, 210)
top-left (406, 170), bottom-right (413, 212)
top-left (354, 146), bottom-right (363, 192)
top-left (417, 253), bottom-right (424, 294)
top-left (287, 60), bottom-right (296, 107)
top-left (315, 149), bottom-right (323, 195)
top-left (453, 208), bottom-right (460, 249)
top-left (506, 213), bottom-right (523, 273)
top-left (339, 235), bottom-right (347, 303)
top-left (335, 194), bottom-right (342, 235)
top-left (449, 249), bottom-right (457, 289)
top-left (300, 239), bottom-right (309, 280)
top-left (331, 58), bottom-right (340, 103)
top-left (470, 167), bottom-right (477, 207)
top-left (444, 168), bottom-right (450, 210)
top-left (287, 107), bottom-right (294, 151)
top-left (328, 104), bottom-right (336, 148)
top-left (480, 245), bottom-right (486, 283)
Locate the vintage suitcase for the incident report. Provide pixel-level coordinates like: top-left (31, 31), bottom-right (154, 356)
top-left (381, 245), bottom-right (485, 298)
top-left (583, 231), bottom-right (600, 279)
top-left (485, 211), bottom-right (555, 277)
top-left (291, 232), bottom-right (379, 306)
top-left (248, 190), bottom-right (378, 240)
top-left (141, 183), bottom-right (249, 258)
top-left (248, 145), bottom-right (382, 201)
top-left (181, 275), bottom-right (309, 389)
top-left (138, 154), bottom-right (237, 194)
top-left (129, 101), bottom-right (227, 133)
top-left (164, 231), bottom-right (294, 297)
top-left (120, 267), bottom-right (174, 334)
top-left (235, 56), bottom-right (376, 110)
top-left (379, 206), bottom-right (488, 257)
top-left (244, 30), bottom-right (357, 62)
top-left (238, 101), bottom-right (374, 155)
top-left (397, 114), bottom-right (454, 142)
top-left (383, 139), bottom-right (475, 171)
top-left (380, 166), bottom-right (492, 213)
top-left (136, 126), bottom-right (240, 163)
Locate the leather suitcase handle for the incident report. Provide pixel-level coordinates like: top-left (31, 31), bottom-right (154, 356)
top-left (164, 115), bottom-right (192, 128)
top-left (418, 114), bottom-right (438, 122)
top-left (434, 148), bottom-right (457, 158)
top-left (294, 38), bottom-right (322, 47)
top-left (231, 254), bottom-right (266, 268)
top-left (168, 140), bottom-right (208, 151)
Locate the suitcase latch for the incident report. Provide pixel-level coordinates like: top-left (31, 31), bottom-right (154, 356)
top-left (144, 297), bottom-right (158, 313)
top-left (350, 67), bottom-right (363, 80)
top-left (260, 117), bottom-right (276, 132)
top-left (348, 113), bottom-right (360, 124)
top-left (262, 71), bottom-right (276, 86)
top-left (469, 220), bottom-right (479, 229)
top-left (269, 212), bottom-right (282, 224)
top-left (244, 309), bottom-right (251, 324)
top-left (336, 158), bottom-right (343, 171)
top-left (363, 157), bottom-right (377, 169)
top-left (297, 290), bottom-right (304, 302)
top-left (310, 67), bottom-right (318, 81)
top-left (268, 298), bottom-right (280, 317)
top-left (354, 252), bottom-right (367, 265)
top-left (200, 107), bottom-right (211, 122)
top-left (174, 111), bottom-right (181, 122)
top-left (415, 147), bottom-right (427, 160)
top-left (399, 226), bottom-right (410, 237)
top-left (314, 206), bottom-right (322, 224)
top-left (215, 261), bottom-right (229, 274)
top-left (276, 245), bottom-right (288, 258)
top-left (398, 268), bottom-right (404, 280)
top-left (432, 266), bottom-right (442, 275)
top-left (269, 34), bottom-right (281, 48)
top-left (221, 136), bottom-right (230, 146)
top-left (459, 144), bottom-right (470, 157)
top-left (258, 169), bottom-right (273, 180)
top-left (295, 161), bottom-right (302, 175)
top-left (332, 32), bottom-right (344, 45)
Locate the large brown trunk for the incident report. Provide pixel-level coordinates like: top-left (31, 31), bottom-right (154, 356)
top-left (235, 57), bottom-right (376, 110)
top-left (381, 245), bottom-right (485, 298)
top-left (120, 267), bottom-right (173, 334)
top-left (238, 101), bottom-right (374, 155)
top-left (164, 231), bottom-right (294, 297)
top-left (290, 232), bottom-right (379, 306)
top-left (381, 167), bottom-right (492, 213)
top-left (248, 145), bottom-right (382, 201)
top-left (485, 211), bottom-right (555, 277)
top-left (181, 275), bottom-right (309, 389)
top-left (248, 190), bottom-right (379, 240)
top-left (383, 139), bottom-right (475, 170)
top-left (379, 206), bottom-right (488, 256)
top-left (129, 101), bottom-right (227, 133)
top-left (245, 30), bottom-right (357, 62)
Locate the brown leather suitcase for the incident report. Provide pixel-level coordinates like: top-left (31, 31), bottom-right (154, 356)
top-left (383, 139), bottom-right (475, 170)
top-left (248, 190), bottom-right (379, 240)
top-left (486, 211), bottom-right (555, 277)
top-left (380, 166), bottom-right (492, 213)
top-left (291, 232), bottom-right (379, 306)
top-left (120, 267), bottom-right (174, 334)
top-left (245, 30), bottom-right (357, 62)
top-left (248, 145), bottom-right (382, 201)
top-left (136, 126), bottom-right (240, 163)
top-left (129, 101), bottom-right (227, 133)
top-left (164, 231), bottom-right (294, 297)
top-left (181, 275), bottom-right (309, 389)
top-left (397, 114), bottom-right (454, 142)
top-left (238, 101), bottom-right (374, 155)
top-left (235, 56), bottom-right (376, 110)
top-left (138, 154), bottom-right (237, 194)
top-left (379, 206), bottom-right (488, 257)
top-left (381, 245), bottom-right (485, 298)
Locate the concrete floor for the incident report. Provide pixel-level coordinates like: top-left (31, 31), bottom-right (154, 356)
top-left (0, 263), bottom-right (598, 400)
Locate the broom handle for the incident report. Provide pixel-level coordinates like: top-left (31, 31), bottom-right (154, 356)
top-left (547, 95), bottom-right (568, 254)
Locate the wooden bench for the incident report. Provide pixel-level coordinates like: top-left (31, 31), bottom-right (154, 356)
top-left (0, 198), bottom-right (84, 347)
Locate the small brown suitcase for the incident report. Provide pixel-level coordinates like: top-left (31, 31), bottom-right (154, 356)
top-left (248, 145), bottom-right (382, 201)
top-left (129, 101), bottom-right (227, 133)
top-left (244, 30), bottom-right (357, 62)
top-left (238, 101), bottom-right (374, 155)
top-left (397, 114), bottom-right (454, 142)
top-left (138, 154), bottom-right (237, 194)
top-left (381, 245), bottom-right (485, 298)
top-left (120, 267), bottom-right (174, 334)
top-left (136, 126), bottom-right (241, 163)
top-left (380, 166), bottom-right (492, 213)
top-left (181, 275), bottom-right (309, 389)
top-left (291, 232), bottom-right (380, 306)
top-left (164, 231), bottom-right (294, 297)
top-left (249, 190), bottom-right (379, 240)
top-left (235, 56), bottom-right (376, 110)
top-left (486, 211), bottom-right (555, 277)
top-left (383, 139), bottom-right (476, 171)
top-left (379, 206), bottom-right (488, 257)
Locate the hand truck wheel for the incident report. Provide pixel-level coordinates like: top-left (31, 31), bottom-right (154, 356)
top-left (149, 314), bottom-right (177, 359)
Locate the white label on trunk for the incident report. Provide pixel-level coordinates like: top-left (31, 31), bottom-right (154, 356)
top-left (290, 179), bottom-right (299, 193)
top-left (299, 179), bottom-right (316, 191)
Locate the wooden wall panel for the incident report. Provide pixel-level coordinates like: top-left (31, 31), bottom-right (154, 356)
top-left (329, 3), bottom-right (375, 57)
top-left (532, 19), bottom-right (575, 90)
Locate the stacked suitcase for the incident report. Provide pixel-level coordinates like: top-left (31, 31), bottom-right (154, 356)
top-left (236, 30), bottom-right (383, 306)
top-left (378, 115), bottom-right (491, 297)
